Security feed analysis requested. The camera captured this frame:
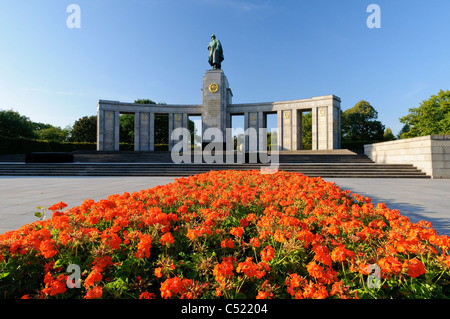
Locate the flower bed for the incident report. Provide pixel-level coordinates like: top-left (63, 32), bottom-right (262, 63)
top-left (0, 170), bottom-right (449, 299)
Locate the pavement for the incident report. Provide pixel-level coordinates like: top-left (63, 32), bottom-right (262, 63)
top-left (0, 176), bottom-right (449, 236)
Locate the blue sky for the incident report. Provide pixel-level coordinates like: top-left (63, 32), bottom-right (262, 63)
top-left (1, 0), bottom-right (449, 135)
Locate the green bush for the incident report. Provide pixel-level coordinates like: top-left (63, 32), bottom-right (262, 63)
top-left (0, 136), bottom-right (96, 154)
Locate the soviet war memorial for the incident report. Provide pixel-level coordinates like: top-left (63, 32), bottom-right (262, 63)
top-left (0, 1), bottom-right (450, 310)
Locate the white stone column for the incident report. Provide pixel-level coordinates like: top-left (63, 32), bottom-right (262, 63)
top-left (311, 107), bottom-right (318, 150)
top-left (134, 112), bottom-right (140, 151)
top-left (291, 110), bottom-right (298, 151)
top-left (97, 105), bottom-right (104, 151)
top-left (149, 112), bottom-right (155, 151)
top-left (277, 110), bottom-right (282, 150)
top-left (282, 110), bottom-right (292, 150)
top-left (168, 113), bottom-right (174, 151)
top-left (258, 111), bottom-right (265, 151)
top-left (113, 111), bottom-right (120, 151)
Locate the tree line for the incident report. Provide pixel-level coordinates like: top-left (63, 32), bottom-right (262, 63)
top-left (1, 90), bottom-right (449, 147)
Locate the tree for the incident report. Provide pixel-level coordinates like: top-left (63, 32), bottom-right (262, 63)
top-left (35, 126), bottom-right (71, 142)
top-left (399, 89), bottom-right (450, 139)
top-left (397, 124), bottom-right (410, 139)
top-left (302, 112), bottom-right (312, 149)
top-left (0, 109), bottom-right (36, 139)
top-left (383, 128), bottom-right (396, 141)
top-left (341, 100), bottom-right (385, 142)
top-left (71, 116), bottom-right (97, 143)
top-left (119, 114), bottom-right (135, 145)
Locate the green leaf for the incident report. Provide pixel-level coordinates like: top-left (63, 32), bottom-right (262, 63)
top-left (0, 272), bottom-right (10, 279)
top-left (34, 212), bottom-right (43, 219)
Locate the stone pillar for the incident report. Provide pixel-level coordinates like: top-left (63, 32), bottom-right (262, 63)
top-left (277, 110), bottom-right (282, 150)
top-left (244, 112), bottom-right (249, 152)
top-left (149, 112), bottom-right (155, 151)
top-left (98, 109), bottom-right (120, 151)
top-left (317, 106), bottom-right (328, 150)
top-left (258, 111), bottom-right (265, 151)
top-left (135, 112), bottom-right (151, 151)
top-left (312, 107), bottom-right (318, 150)
top-left (114, 111), bottom-right (120, 151)
top-left (202, 69), bottom-right (229, 150)
top-left (168, 113), bottom-right (174, 151)
top-left (97, 103), bottom-right (104, 151)
top-left (134, 112), bottom-right (140, 151)
top-left (291, 110), bottom-right (298, 151)
top-left (282, 110), bottom-right (292, 150)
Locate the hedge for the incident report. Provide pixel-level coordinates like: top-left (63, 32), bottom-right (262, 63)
top-left (0, 136), bottom-right (96, 154)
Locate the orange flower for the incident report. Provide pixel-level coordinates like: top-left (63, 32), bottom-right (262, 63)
top-left (39, 240), bottom-right (57, 259)
top-left (306, 261), bottom-right (324, 280)
top-left (48, 201), bottom-right (68, 211)
top-left (260, 245), bottom-right (276, 262)
top-left (312, 244), bottom-right (332, 267)
top-left (84, 268), bottom-right (102, 288)
top-left (139, 291), bottom-right (155, 299)
top-left (42, 272), bottom-right (67, 296)
top-left (403, 258), bottom-right (426, 278)
top-left (379, 257), bottom-right (402, 275)
top-left (213, 257), bottom-right (235, 282)
top-left (85, 286), bottom-right (102, 299)
top-left (256, 291), bottom-right (270, 299)
top-left (155, 267), bottom-right (163, 278)
top-left (274, 230), bottom-right (285, 243)
top-left (220, 238), bottom-right (234, 249)
top-left (230, 227), bottom-right (244, 237)
top-left (160, 232), bottom-right (175, 246)
top-left (136, 234), bottom-right (152, 258)
top-left (249, 237), bottom-right (260, 248)
top-left (331, 245), bottom-right (355, 263)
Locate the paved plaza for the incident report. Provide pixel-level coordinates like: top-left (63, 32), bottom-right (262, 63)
top-left (0, 176), bottom-right (449, 236)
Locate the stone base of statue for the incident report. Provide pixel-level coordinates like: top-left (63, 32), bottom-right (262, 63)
top-left (201, 69), bottom-right (233, 147)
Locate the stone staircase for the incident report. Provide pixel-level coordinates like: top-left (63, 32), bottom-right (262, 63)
top-left (0, 150), bottom-right (430, 178)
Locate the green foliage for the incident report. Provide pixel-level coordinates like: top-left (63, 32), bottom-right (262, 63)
top-left (0, 109), bottom-right (36, 139)
top-left (119, 114), bottom-right (135, 145)
top-left (341, 100), bottom-right (385, 143)
top-left (399, 89), bottom-right (450, 139)
top-left (383, 128), bottom-right (396, 141)
top-left (302, 112), bottom-right (312, 150)
top-left (35, 126), bottom-right (71, 142)
top-left (71, 116), bottom-right (97, 143)
top-left (0, 135), bottom-right (96, 154)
